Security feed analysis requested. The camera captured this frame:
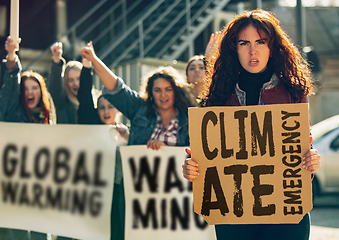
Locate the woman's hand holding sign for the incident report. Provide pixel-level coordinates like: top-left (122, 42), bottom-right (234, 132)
top-left (147, 139), bottom-right (165, 150)
top-left (303, 149), bottom-right (320, 173)
top-left (303, 136), bottom-right (321, 173)
top-left (182, 148), bottom-right (199, 181)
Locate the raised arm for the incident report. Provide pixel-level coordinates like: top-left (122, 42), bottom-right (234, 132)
top-left (47, 42), bottom-right (67, 109)
top-left (51, 42), bottom-right (63, 64)
top-left (205, 31), bottom-right (221, 58)
top-left (80, 41), bottom-right (118, 91)
top-left (2, 36), bottom-right (22, 121)
top-left (77, 53), bottom-right (101, 124)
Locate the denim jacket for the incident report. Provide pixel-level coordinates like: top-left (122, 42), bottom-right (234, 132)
top-left (102, 77), bottom-right (189, 146)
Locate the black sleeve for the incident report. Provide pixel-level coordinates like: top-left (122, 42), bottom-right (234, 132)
top-left (77, 67), bottom-right (102, 124)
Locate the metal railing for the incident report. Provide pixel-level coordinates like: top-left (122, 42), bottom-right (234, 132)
top-left (24, 0), bottom-right (144, 70)
top-left (24, 0), bottom-right (230, 71)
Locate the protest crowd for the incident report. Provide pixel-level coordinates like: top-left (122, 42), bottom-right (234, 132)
top-left (0, 8), bottom-right (321, 240)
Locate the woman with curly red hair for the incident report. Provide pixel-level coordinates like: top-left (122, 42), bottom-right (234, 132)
top-left (183, 9), bottom-right (320, 240)
top-left (203, 10), bottom-right (313, 107)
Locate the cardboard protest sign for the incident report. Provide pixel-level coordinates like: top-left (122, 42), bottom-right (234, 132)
top-left (0, 122), bottom-right (118, 240)
top-left (120, 146), bottom-right (216, 240)
top-left (188, 103), bottom-right (312, 225)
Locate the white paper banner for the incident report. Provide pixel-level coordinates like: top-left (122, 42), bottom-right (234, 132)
top-left (0, 122), bottom-right (117, 240)
top-left (120, 146), bottom-right (216, 240)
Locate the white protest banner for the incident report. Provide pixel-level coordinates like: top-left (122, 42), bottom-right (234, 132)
top-left (188, 103), bottom-right (312, 225)
top-left (0, 122), bottom-right (117, 240)
top-left (120, 146), bottom-right (216, 240)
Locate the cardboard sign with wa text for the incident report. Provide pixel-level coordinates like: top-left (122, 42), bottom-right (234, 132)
top-left (188, 103), bottom-right (312, 225)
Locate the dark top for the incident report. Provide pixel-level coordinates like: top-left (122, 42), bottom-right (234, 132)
top-left (238, 60), bottom-right (274, 105)
top-left (77, 67), bottom-right (102, 124)
top-left (47, 59), bottom-right (77, 124)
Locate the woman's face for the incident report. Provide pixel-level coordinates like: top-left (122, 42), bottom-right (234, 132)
top-left (24, 78), bottom-right (41, 110)
top-left (67, 69), bottom-right (80, 96)
top-left (152, 78), bottom-right (175, 112)
top-left (237, 25), bottom-right (271, 74)
top-left (97, 97), bottom-right (118, 125)
top-left (186, 60), bottom-right (206, 84)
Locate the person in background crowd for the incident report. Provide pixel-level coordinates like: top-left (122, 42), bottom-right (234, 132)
top-left (185, 31), bottom-right (221, 102)
top-left (5, 37), bottom-right (56, 124)
top-left (182, 9), bottom-right (321, 240)
top-left (77, 43), bottom-right (129, 141)
top-left (2, 36), bottom-right (54, 240)
top-left (185, 55), bottom-right (206, 99)
top-left (78, 42), bottom-right (130, 240)
top-left (0, 36), bottom-right (27, 240)
top-left (80, 41), bottom-right (198, 240)
top-left (0, 36), bottom-right (21, 122)
top-left (81, 41), bottom-right (198, 149)
top-left (48, 42), bottom-right (81, 124)
top-left (8, 70), bottom-right (56, 124)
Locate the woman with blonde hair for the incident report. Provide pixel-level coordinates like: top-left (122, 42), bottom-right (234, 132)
top-left (48, 42), bottom-right (81, 124)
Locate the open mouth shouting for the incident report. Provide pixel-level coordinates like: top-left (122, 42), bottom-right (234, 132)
top-left (24, 78), bottom-right (42, 110)
top-left (26, 96), bottom-right (39, 109)
top-left (27, 96), bottom-right (35, 104)
top-left (73, 87), bottom-right (79, 93)
top-left (104, 115), bottom-right (111, 120)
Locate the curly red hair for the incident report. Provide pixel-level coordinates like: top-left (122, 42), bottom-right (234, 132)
top-left (203, 9), bottom-right (313, 106)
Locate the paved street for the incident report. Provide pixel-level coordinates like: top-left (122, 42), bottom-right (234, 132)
top-left (310, 194), bottom-right (339, 240)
